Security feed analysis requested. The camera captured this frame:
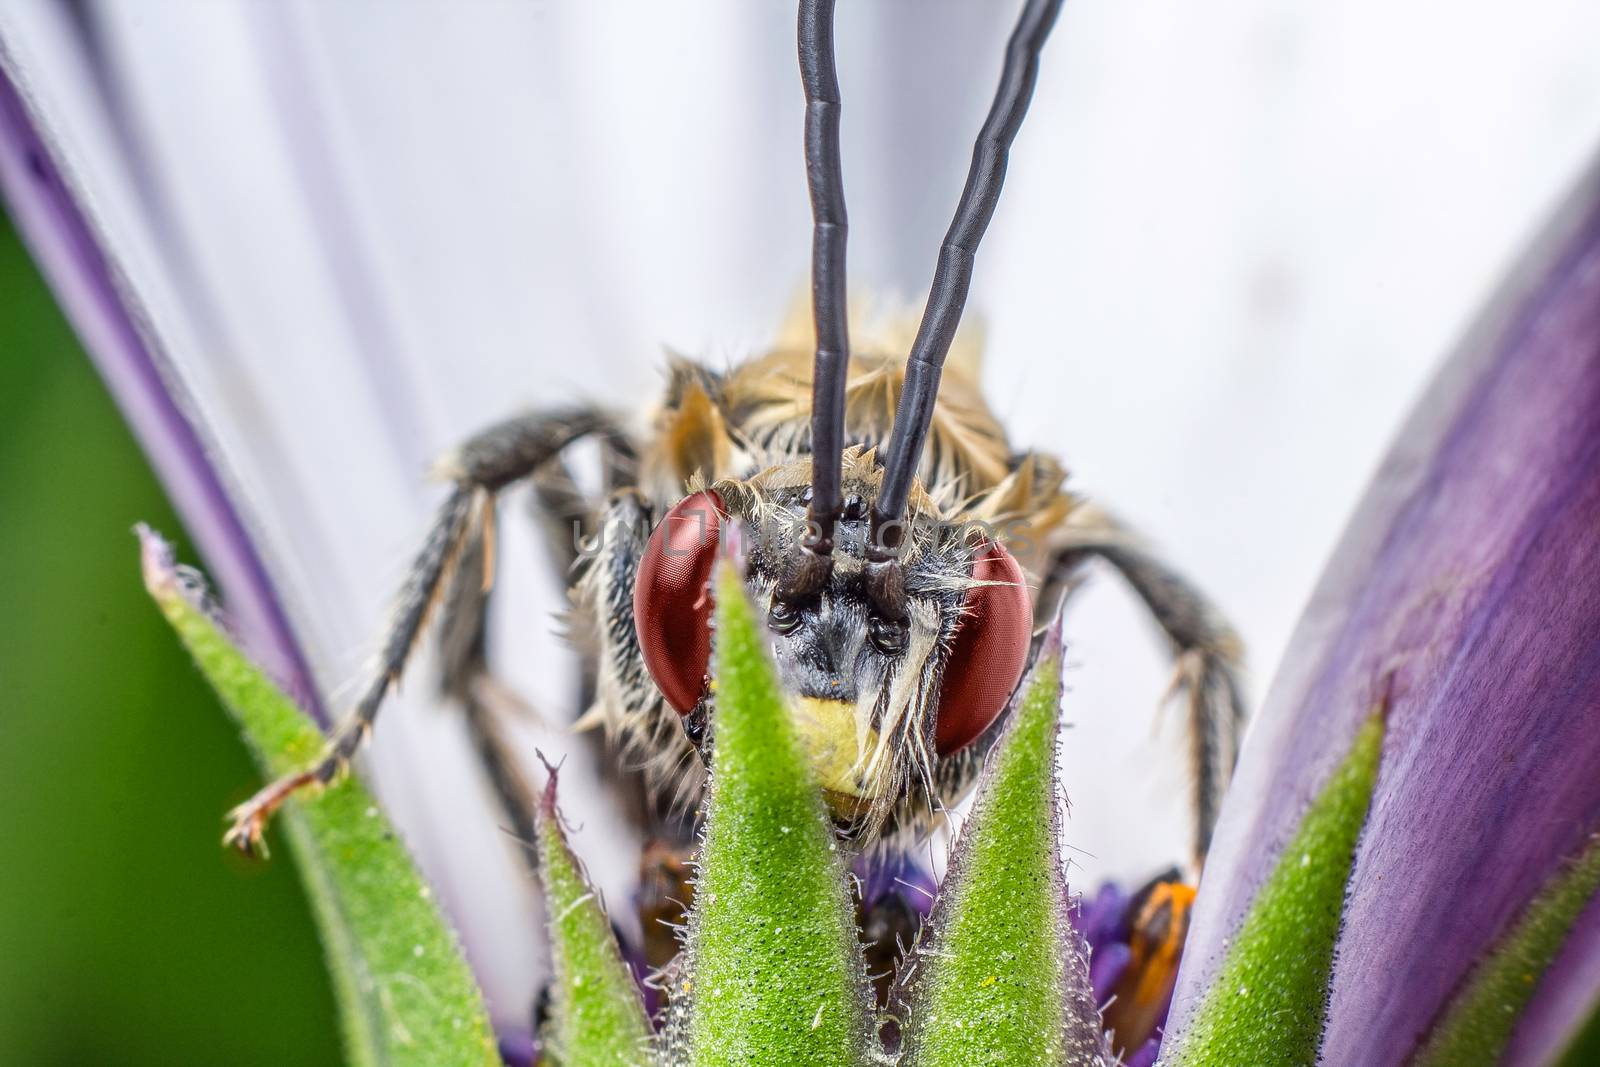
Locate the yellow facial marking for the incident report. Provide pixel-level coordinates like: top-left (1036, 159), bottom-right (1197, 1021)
top-left (789, 697), bottom-right (883, 801)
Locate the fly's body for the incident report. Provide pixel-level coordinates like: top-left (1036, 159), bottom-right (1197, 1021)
top-left (581, 310), bottom-right (1077, 849)
top-left (223, 2), bottom-right (1244, 1029)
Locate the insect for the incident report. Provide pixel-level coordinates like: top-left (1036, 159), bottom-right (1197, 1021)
top-left (224, 0), bottom-right (1243, 991)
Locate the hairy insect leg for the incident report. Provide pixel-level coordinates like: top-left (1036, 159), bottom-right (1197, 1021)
top-left (434, 425), bottom-right (642, 874)
top-left (432, 518), bottom-right (541, 867)
top-left (223, 409), bottom-right (619, 854)
top-left (526, 426), bottom-right (639, 716)
top-left (1039, 503), bottom-right (1247, 866)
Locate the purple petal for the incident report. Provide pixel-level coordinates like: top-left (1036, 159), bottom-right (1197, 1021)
top-left (1088, 941), bottom-right (1132, 1005)
top-left (1071, 883), bottom-right (1134, 1004)
top-left (0, 34), bottom-right (566, 1031)
top-left (1122, 1036), bottom-right (1160, 1067)
top-left (1072, 882), bottom-right (1131, 955)
top-left (855, 853), bottom-right (940, 918)
top-left (1172, 152), bottom-right (1600, 1063)
top-left (496, 1029), bottom-right (538, 1067)
top-left (0, 56), bottom-right (322, 716)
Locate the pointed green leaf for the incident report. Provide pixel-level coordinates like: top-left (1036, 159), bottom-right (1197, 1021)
top-left (1557, 1003), bottom-right (1600, 1067)
top-left (533, 765), bottom-right (655, 1067)
top-left (901, 629), bottom-right (1110, 1067)
top-left (676, 561), bottom-right (872, 1067)
top-left (139, 527), bottom-right (499, 1067)
top-left (1163, 711), bottom-right (1387, 1067)
top-left (1412, 834), bottom-right (1600, 1067)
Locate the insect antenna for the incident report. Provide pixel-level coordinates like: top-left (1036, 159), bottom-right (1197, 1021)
top-left (785, 0), bottom-right (850, 600)
top-left (869, 0), bottom-right (1064, 560)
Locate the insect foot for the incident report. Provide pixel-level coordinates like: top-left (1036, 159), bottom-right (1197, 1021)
top-left (222, 765), bottom-right (325, 857)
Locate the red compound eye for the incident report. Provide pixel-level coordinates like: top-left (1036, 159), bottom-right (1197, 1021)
top-left (934, 540), bottom-right (1032, 755)
top-left (634, 491), bottom-right (726, 714)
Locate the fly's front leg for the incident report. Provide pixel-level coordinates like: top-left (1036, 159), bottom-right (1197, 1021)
top-left (433, 520), bottom-right (542, 866)
top-left (528, 424), bottom-right (638, 580)
top-left (437, 426), bottom-right (642, 867)
top-left (1040, 503), bottom-right (1247, 864)
top-left (223, 409), bottom-right (619, 855)
top-left (527, 426), bottom-right (639, 719)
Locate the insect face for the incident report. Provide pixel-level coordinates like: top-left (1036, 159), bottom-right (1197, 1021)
top-left (631, 456), bottom-right (1033, 838)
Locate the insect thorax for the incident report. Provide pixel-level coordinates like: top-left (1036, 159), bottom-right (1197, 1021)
top-left (581, 310), bottom-right (1077, 849)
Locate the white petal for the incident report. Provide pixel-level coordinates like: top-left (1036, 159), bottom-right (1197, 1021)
top-left (4, 0), bottom-right (1600, 1030)
top-left (974, 0), bottom-right (1600, 878)
top-left (0, 0), bottom-right (1015, 1026)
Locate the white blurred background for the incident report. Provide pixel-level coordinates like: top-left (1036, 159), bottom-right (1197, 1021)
top-left (4, 0), bottom-right (1598, 1030)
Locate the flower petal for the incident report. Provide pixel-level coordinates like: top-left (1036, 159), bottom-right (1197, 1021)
top-left (0, 27), bottom-right (320, 717)
top-left (0, 2), bottom-right (1019, 1028)
top-left (0, 12), bottom-right (583, 1028)
top-left (1171, 152), bottom-right (1600, 1064)
top-left (11, 1), bottom-right (1600, 1045)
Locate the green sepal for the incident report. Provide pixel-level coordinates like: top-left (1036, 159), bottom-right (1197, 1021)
top-left (1163, 711), bottom-right (1387, 1067)
top-left (899, 625), bottom-right (1109, 1067)
top-left (673, 560), bottom-right (873, 1067)
top-left (139, 527), bottom-right (499, 1067)
top-left (1413, 834), bottom-right (1600, 1067)
top-left (533, 762), bottom-right (656, 1067)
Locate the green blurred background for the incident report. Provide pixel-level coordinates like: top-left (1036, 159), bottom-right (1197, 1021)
top-left (0, 212), bottom-right (341, 1064)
